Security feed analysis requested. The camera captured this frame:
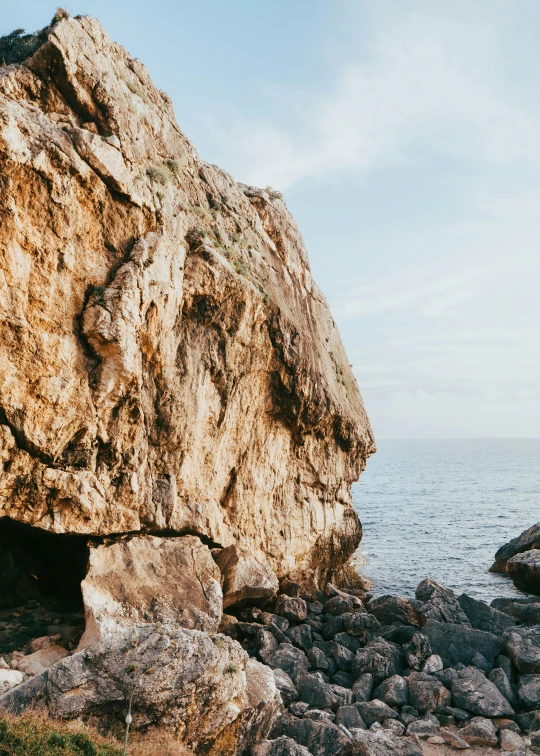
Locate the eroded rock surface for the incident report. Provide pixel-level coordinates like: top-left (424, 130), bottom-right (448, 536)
top-left (78, 535), bottom-right (223, 647)
top-left (0, 13), bottom-right (374, 586)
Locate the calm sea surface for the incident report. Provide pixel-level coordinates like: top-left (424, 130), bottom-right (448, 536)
top-left (352, 439), bottom-right (540, 601)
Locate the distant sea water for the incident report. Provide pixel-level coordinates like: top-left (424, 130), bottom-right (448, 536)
top-left (352, 439), bottom-right (540, 601)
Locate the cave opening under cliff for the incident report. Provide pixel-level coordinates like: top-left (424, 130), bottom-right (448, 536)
top-left (0, 518), bottom-right (88, 611)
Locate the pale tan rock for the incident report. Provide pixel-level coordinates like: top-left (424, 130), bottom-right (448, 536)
top-left (0, 668), bottom-right (23, 693)
top-left (214, 544), bottom-right (279, 609)
top-left (0, 15), bottom-right (374, 586)
top-left (78, 535), bottom-right (223, 648)
top-left (14, 645), bottom-right (68, 676)
top-left (30, 635), bottom-right (53, 651)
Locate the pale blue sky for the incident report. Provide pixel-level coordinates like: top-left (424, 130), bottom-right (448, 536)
top-left (3, 1), bottom-right (540, 438)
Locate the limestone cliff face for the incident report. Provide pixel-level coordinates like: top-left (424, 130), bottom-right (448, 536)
top-left (0, 16), bottom-right (374, 582)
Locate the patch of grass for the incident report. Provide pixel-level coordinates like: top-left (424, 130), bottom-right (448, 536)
top-left (225, 663), bottom-right (239, 674)
top-left (0, 712), bottom-right (122, 755)
top-left (164, 159), bottom-right (182, 175)
top-left (146, 164), bottom-right (172, 186)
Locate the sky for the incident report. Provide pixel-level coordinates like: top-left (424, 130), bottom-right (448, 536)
top-left (3, 1), bottom-right (540, 438)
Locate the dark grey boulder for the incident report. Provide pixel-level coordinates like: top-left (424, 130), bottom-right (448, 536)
top-left (286, 624), bottom-right (312, 651)
top-left (407, 671), bottom-right (451, 713)
top-left (372, 674), bottom-right (409, 707)
top-left (324, 588), bottom-right (364, 617)
top-left (296, 673), bottom-right (338, 710)
top-left (251, 735), bottom-right (312, 756)
top-left (400, 705), bottom-right (419, 726)
top-left (355, 699), bottom-right (399, 727)
top-left (502, 625), bottom-right (540, 673)
top-left (488, 667), bottom-right (518, 708)
top-left (342, 612), bottom-right (381, 640)
top-left (352, 673), bottom-right (373, 703)
top-left (260, 644), bottom-right (310, 684)
top-left (271, 713), bottom-right (350, 756)
top-left (308, 601), bottom-right (324, 616)
top-left (273, 669), bottom-right (299, 706)
top-left (406, 719), bottom-right (439, 737)
top-left (382, 719), bottom-right (405, 736)
top-left (458, 593), bottom-right (516, 635)
top-left (307, 646), bottom-right (330, 672)
top-left (442, 705), bottom-right (470, 721)
top-left (332, 643), bottom-right (355, 673)
top-left (415, 579), bottom-right (470, 625)
top-left (352, 637), bottom-right (403, 681)
top-left (334, 632), bottom-right (362, 654)
top-left (366, 595), bottom-right (425, 628)
top-left (275, 596), bottom-right (308, 623)
top-left (422, 619), bottom-right (502, 667)
top-left (507, 551), bottom-right (540, 597)
top-left (516, 710), bottom-right (540, 731)
top-left (495, 653), bottom-right (515, 681)
top-left (335, 705), bottom-right (365, 730)
top-left (321, 615), bottom-right (344, 640)
top-left (518, 675), bottom-right (540, 710)
top-left (304, 710), bottom-right (335, 722)
top-left (491, 521), bottom-right (540, 572)
top-left (256, 627), bottom-right (280, 654)
top-left (330, 684), bottom-right (354, 708)
top-left (470, 650), bottom-right (492, 674)
top-left (331, 671), bottom-right (354, 689)
top-left (288, 702), bottom-right (309, 717)
top-left (492, 597), bottom-right (540, 625)
top-left (403, 632), bottom-right (431, 671)
top-left (433, 668), bottom-right (459, 689)
top-left (450, 666), bottom-right (514, 717)
top-left (261, 613), bottom-right (290, 632)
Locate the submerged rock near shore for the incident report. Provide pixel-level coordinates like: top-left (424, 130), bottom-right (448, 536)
top-left (492, 522), bottom-right (540, 596)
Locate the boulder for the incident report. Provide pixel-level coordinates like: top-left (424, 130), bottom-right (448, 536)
top-left (331, 671), bottom-right (354, 689)
top-left (78, 535), bottom-right (223, 647)
top-left (491, 522), bottom-right (540, 572)
top-left (489, 667), bottom-right (519, 708)
top-left (0, 624), bottom-right (282, 755)
top-left (355, 700), bottom-right (399, 727)
top-left (422, 654), bottom-right (443, 674)
top-left (304, 710), bottom-right (335, 722)
top-left (406, 719), bottom-right (439, 737)
top-left (422, 619), bottom-right (502, 667)
top-left (415, 579), bottom-right (470, 625)
top-left (261, 614), bottom-right (290, 633)
top-left (321, 616), bottom-right (345, 640)
top-left (450, 666), bottom-right (514, 717)
top-left (342, 612), bottom-right (381, 640)
top-left (372, 675), bottom-right (409, 707)
top-left (439, 728), bottom-right (470, 749)
top-left (500, 729), bottom-right (525, 753)
top-left (458, 716), bottom-right (498, 746)
top-left (335, 705), bottom-right (365, 730)
top-left (518, 675), bottom-right (540, 710)
top-left (343, 730), bottom-right (423, 755)
top-left (324, 587), bottom-right (364, 616)
top-left (308, 646), bottom-right (331, 672)
top-left (352, 638), bottom-right (403, 681)
top-left (367, 596), bottom-right (425, 628)
top-left (502, 626), bottom-right (540, 674)
top-left (516, 711), bottom-right (540, 731)
top-left (271, 714), bottom-right (350, 756)
top-left (492, 597), bottom-right (540, 625)
top-left (458, 593), bottom-right (516, 634)
top-left (332, 643), bottom-right (355, 673)
top-left (407, 671), bottom-right (451, 713)
top-left (352, 673), bottom-right (373, 703)
top-left (260, 644), bottom-right (310, 685)
top-left (334, 632), bottom-right (362, 654)
top-left (14, 646), bottom-right (68, 676)
top-left (296, 674), bottom-right (339, 710)
top-left (286, 625), bottom-right (313, 652)
top-left (403, 632), bottom-right (431, 671)
top-left (276, 596), bottom-right (308, 624)
top-left (382, 719), bottom-right (405, 735)
top-left (252, 737), bottom-right (312, 756)
top-left (400, 705), bottom-right (419, 726)
top-left (0, 669), bottom-right (23, 694)
top-left (273, 669), bottom-right (298, 706)
top-left (507, 551), bottom-right (540, 596)
top-left (213, 545), bottom-right (279, 609)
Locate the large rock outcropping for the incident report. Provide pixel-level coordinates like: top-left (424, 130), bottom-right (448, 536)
top-left (0, 14), bottom-right (374, 587)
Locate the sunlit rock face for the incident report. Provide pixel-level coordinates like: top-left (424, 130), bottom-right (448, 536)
top-left (0, 15), bottom-right (374, 584)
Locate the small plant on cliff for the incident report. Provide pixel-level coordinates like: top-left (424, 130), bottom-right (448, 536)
top-left (52, 7), bottom-right (70, 23)
top-left (265, 185), bottom-right (283, 200)
top-left (146, 163), bottom-right (172, 186)
top-left (225, 663), bottom-right (239, 674)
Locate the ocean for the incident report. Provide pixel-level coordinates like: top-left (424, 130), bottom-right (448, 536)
top-left (352, 439), bottom-right (540, 601)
